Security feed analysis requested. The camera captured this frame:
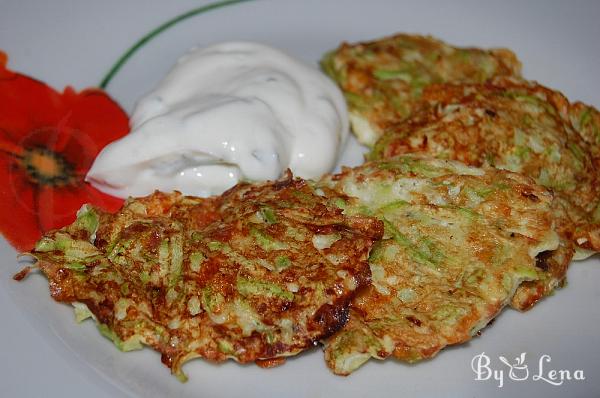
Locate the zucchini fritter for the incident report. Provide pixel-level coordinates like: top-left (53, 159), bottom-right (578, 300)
top-left (370, 78), bottom-right (600, 259)
top-left (26, 175), bottom-right (383, 379)
top-left (321, 33), bottom-right (521, 146)
top-left (318, 156), bottom-right (559, 375)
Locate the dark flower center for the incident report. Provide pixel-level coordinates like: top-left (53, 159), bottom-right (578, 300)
top-left (22, 147), bottom-right (77, 186)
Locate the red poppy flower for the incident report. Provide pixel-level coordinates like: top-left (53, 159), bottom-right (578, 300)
top-left (0, 51), bottom-right (128, 252)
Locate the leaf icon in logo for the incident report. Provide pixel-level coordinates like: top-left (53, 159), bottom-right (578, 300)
top-left (499, 353), bottom-right (529, 381)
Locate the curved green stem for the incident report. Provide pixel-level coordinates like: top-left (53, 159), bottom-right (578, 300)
top-left (99, 0), bottom-right (252, 89)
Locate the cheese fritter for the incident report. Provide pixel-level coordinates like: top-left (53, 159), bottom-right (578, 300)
top-left (318, 156), bottom-right (559, 375)
top-left (321, 33), bottom-right (521, 146)
top-left (370, 78), bottom-right (600, 259)
top-left (26, 175), bottom-right (382, 379)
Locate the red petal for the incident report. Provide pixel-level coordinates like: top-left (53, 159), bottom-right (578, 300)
top-left (0, 129), bottom-right (24, 156)
top-left (0, 153), bottom-right (41, 251)
top-left (0, 55), bottom-right (129, 170)
top-left (36, 185), bottom-right (77, 233)
top-left (0, 52), bottom-right (129, 251)
top-left (37, 183), bottom-right (124, 233)
top-left (0, 51), bottom-right (13, 79)
top-left (57, 88), bottom-right (130, 172)
top-left (0, 68), bottom-right (67, 147)
top-left (81, 184), bottom-right (125, 213)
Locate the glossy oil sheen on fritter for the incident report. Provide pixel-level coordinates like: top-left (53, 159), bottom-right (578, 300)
top-left (318, 156), bottom-right (559, 375)
top-left (321, 33), bottom-right (521, 146)
top-left (26, 175), bottom-right (382, 379)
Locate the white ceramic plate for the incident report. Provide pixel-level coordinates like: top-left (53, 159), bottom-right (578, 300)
top-left (1, 1), bottom-right (599, 397)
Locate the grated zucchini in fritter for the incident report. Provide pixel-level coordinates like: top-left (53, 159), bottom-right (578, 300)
top-left (321, 33), bottom-right (521, 146)
top-left (318, 156), bottom-right (559, 375)
top-left (25, 174), bottom-right (382, 379)
top-left (370, 77), bottom-right (600, 259)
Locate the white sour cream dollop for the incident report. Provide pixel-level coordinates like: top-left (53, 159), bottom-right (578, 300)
top-left (86, 41), bottom-right (348, 197)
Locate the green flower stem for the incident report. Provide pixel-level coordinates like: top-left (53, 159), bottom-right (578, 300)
top-left (99, 0), bottom-right (252, 89)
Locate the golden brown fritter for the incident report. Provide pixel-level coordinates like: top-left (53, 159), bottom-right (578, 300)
top-left (318, 156), bottom-right (560, 375)
top-left (25, 175), bottom-right (383, 380)
top-left (370, 77), bottom-right (600, 259)
top-left (321, 33), bottom-right (521, 146)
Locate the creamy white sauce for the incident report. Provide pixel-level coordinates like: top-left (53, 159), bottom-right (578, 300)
top-left (86, 42), bottom-right (348, 198)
